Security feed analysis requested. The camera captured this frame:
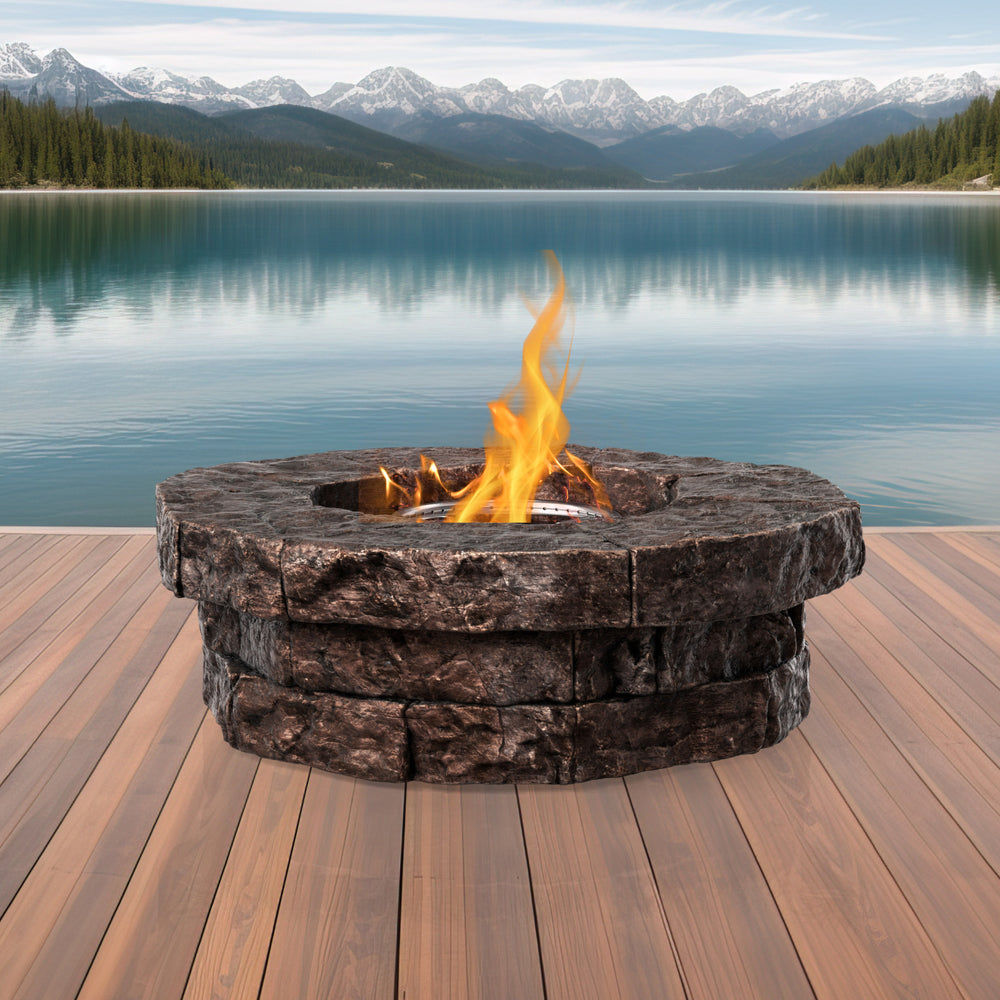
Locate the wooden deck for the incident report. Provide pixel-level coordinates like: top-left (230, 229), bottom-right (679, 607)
top-left (1, 526), bottom-right (999, 1000)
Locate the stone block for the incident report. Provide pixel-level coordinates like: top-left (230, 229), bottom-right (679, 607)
top-left (573, 606), bottom-right (803, 699)
top-left (198, 602), bottom-right (293, 686)
top-left (406, 702), bottom-right (575, 783)
top-left (290, 623), bottom-right (574, 704)
top-left (572, 679), bottom-right (772, 782)
top-left (282, 541), bottom-right (631, 631)
top-left (229, 674), bottom-right (409, 782)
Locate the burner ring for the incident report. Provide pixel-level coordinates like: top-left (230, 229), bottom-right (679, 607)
top-left (399, 500), bottom-right (610, 522)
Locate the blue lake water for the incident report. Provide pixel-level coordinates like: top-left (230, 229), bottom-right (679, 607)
top-left (1, 189), bottom-right (999, 527)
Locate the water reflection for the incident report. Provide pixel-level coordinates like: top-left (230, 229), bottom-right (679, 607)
top-left (2, 191), bottom-right (999, 340)
top-left (1, 191), bottom-right (998, 527)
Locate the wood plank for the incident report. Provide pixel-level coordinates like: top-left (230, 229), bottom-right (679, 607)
top-left (398, 783), bottom-right (545, 1000)
top-left (182, 759), bottom-right (309, 1000)
top-left (0, 548), bottom-right (161, 773)
top-left (459, 786), bottom-right (545, 1000)
top-left (804, 644), bottom-right (1000, 1000)
top-left (937, 532), bottom-right (1000, 575)
top-left (626, 763), bottom-right (816, 1000)
top-left (0, 588), bottom-right (191, 912)
top-left (0, 533), bottom-right (26, 559)
top-left (0, 534), bottom-right (151, 687)
top-left (714, 732), bottom-right (966, 1000)
top-left (0, 533), bottom-right (87, 601)
top-left (0, 533), bottom-right (62, 578)
top-left (398, 783), bottom-right (466, 998)
top-left (0, 534), bottom-right (97, 625)
top-left (74, 716), bottom-right (259, 1000)
top-left (899, 531), bottom-right (1000, 605)
top-left (819, 581), bottom-right (1000, 759)
top-left (518, 779), bottom-right (686, 1000)
top-left (853, 545), bottom-right (1000, 692)
top-left (806, 601), bottom-right (1000, 872)
top-left (0, 612), bottom-right (205, 999)
top-left (865, 536), bottom-right (1000, 652)
top-left (258, 769), bottom-right (404, 1000)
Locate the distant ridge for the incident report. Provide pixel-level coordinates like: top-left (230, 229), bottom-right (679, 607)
top-left (2, 40), bottom-right (998, 144)
top-left (667, 107), bottom-right (928, 189)
top-left (92, 100), bottom-right (649, 189)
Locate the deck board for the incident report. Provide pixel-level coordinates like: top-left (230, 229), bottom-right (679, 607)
top-left (1, 526), bottom-right (999, 999)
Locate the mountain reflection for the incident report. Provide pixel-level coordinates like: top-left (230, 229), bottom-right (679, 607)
top-left (2, 191), bottom-right (999, 340)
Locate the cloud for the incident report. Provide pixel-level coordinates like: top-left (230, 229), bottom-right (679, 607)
top-left (100, 0), bottom-right (892, 41)
top-left (11, 0), bottom-right (999, 98)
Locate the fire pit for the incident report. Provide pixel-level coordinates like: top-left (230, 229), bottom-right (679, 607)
top-left (155, 446), bottom-right (864, 783)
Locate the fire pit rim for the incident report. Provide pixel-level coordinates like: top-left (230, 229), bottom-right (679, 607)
top-left (156, 445), bottom-right (865, 633)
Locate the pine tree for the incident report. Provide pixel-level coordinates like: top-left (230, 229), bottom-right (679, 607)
top-left (804, 89), bottom-right (1000, 189)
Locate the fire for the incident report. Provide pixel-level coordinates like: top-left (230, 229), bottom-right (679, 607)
top-left (379, 251), bottom-right (610, 523)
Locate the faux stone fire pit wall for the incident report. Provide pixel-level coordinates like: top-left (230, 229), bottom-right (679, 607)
top-left (155, 447), bottom-right (865, 783)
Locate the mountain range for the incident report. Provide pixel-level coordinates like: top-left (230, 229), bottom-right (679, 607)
top-left (3, 41), bottom-right (999, 187)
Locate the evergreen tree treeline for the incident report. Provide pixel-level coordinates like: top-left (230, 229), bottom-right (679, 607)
top-left (2, 92), bottom-right (644, 191)
top-left (804, 92), bottom-right (1000, 189)
top-left (0, 92), bottom-right (232, 189)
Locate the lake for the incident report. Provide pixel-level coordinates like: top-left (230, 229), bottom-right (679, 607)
top-left (1, 189), bottom-right (998, 527)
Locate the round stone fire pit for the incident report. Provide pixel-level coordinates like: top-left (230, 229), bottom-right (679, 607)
top-left (155, 447), bottom-right (864, 783)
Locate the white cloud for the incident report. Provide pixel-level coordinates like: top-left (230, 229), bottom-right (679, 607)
top-left (14, 0), bottom-right (1000, 98)
top-left (104, 0), bottom-right (891, 41)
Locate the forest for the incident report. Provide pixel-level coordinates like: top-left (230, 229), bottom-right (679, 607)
top-left (803, 91), bottom-right (1000, 189)
top-left (2, 92), bottom-right (643, 190)
top-left (0, 92), bottom-right (232, 189)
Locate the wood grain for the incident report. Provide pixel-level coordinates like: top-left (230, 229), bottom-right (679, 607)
top-left (519, 779), bottom-right (687, 1000)
top-left (258, 769), bottom-right (405, 1000)
top-left (627, 763), bottom-right (815, 1000)
top-left (806, 601), bottom-right (1000, 871)
top-left (0, 611), bottom-right (205, 1000)
top-left (805, 643), bottom-right (1000, 1000)
top-left (183, 758), bottom-right (309, 1000)
top-left (398, 783), bottom-right (544, 1000)
top-left (75, 715), bottom-right (259, 1000)
top-left (715, 733), bottom-right (965, 1000)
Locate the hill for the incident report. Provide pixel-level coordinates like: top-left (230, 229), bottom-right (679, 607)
top-left (0, 92), bottom-right (230, 188)
top-left (667, 107), bottom-right (926, 188)
top-left (388, 111), bottom-right (632, 172)
top-left (802, 91), bottom-right (1000, 188)
top-left (603, 125), bottom-right (779, 180)
top-left (95, 101), bottom-right (648, 189)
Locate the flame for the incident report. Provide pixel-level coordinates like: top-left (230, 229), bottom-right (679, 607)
top-left (379, 251), bottom-right (610, 523)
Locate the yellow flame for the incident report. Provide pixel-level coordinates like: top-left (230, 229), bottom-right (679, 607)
top-left (447, 250), bottom-right (572, 523)
top-left (377, 251), bottom-right (611, 523)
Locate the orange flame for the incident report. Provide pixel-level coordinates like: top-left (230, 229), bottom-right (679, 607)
top-left (449, 250), bottom-right (571, 522)
top-left (379, 251), bottom-right (610, 522)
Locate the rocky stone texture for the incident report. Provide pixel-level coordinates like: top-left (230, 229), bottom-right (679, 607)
top-left (201, 643), bottom-right (810, 783)
top-left (199, 601), bottom-right (805, 706)
top-left (157, 448), bottom-right (864, 782)
top-left (156, 447), bottom-right (864, 631)
top-left (573, 605), bottom-right (804, 699)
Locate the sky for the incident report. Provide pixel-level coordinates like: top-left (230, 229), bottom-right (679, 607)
top-left (4, 0), bottom-right (999, 100)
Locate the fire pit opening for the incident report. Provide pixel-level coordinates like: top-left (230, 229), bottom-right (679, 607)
top-left (155, 446), bottom-right (864, 785)
top-left (309, 462), bottom-right (676, 521)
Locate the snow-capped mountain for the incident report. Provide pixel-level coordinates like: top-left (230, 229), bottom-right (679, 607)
top-left (113, 66), bottom-right (258, 114)
top-left (658, 78), bottom-right (881, 136)
top-left (233, 76), bottom-right (313, 108)
top-left (0, 41), bottom-right (42, 78)
top-left (517, 78), bottom-right (661, 140)
top-left (2, 40), bottom-right (998, 144)
top-left (874, 70), bottom-right (993, 107)
top-left (1, 45), bottom-right (132, 105)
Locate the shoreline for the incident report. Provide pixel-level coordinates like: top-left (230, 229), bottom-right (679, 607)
top-left (2, 185), bottom-right (998, 197)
